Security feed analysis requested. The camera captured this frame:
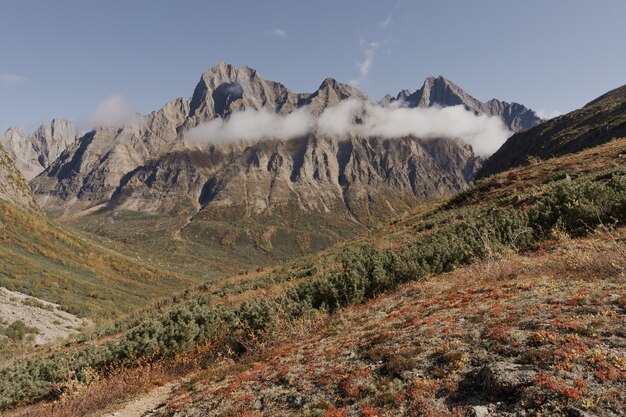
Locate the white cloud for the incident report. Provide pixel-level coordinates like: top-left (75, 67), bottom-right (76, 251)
top-left (87, 94), bottom-right (142, 128)
top-left (268, 28), bottom-right (287, 38)
top-left (0, 73), bottom-right (27, 86)
top-left (536, 109), bottom-right (562, 120)
top-left (317, 100), bottom-right (512, 156)
top-left (186, 99), bottom-right (512, 156)
top-left (186, 107), bottom-right (313, 143)
top-left (349, 41), bottom-right (380, 87)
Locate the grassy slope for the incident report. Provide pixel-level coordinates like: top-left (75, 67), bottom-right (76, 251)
top-left (6, 138), bottom-right (625, 417)
top-left (148, 231), bottom-right (625, 417)
top-left (0, 201), bottom-right (201, 323)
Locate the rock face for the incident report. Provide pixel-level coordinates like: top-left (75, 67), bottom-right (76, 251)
top-left (111, 136), bottom-right (480, 219)
top-left (32, 98), bottom-right (190, 214)
top-left (386, 76), bottom-right (541, 132)
top-left (0, 143), bottom-right (38, 210)
top-left (0, 119), bottom-right (81, 181)
top-left (477, 84), bottom-right (626, 179)
top-left (32, 64), bottom-right (488, 220)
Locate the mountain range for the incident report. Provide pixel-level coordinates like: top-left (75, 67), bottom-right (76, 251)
top-left (1, 63), bottom-right (541, 261)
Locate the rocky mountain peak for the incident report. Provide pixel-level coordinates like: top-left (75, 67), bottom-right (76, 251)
top-left (4, 126), bottom-right (25, 137)
top-left (185, 62), bottom-right (298, 128)
top-left (384, 75), bottom-right (541, 132)
top-left (410, 75), bottom-right (480, 109)
top-left (0, 119), bottom-right (81, 181)
top-left (300, 77), bottom-right (367, 115)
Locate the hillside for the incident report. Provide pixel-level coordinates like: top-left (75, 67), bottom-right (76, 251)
top-left (0, 143), bottom-right (38, 210)
top-left (478, 84), bottom-right (626, 178)
top-left (4, 137), bottom-right (624, 416)
top-left (0, 143), bottom-right (207, 327)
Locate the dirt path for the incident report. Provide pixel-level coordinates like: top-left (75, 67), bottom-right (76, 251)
top-left (104, 382), bottom-right (175, 417)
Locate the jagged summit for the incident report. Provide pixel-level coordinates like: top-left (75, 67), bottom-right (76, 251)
top-left (410, 75), bottom-right (477, 108)
top-left (384, 75), bottom-right (541, 131)
top-left (0, 118), bottom-right (81, 180)
top-left (31, 62), bottom-right (490, 225)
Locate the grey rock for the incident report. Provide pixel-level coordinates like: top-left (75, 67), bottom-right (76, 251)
top-left (32, 63), bottom-right (485, 220)
top-left (468, 405), bottom-right (491, 417)
top-left (386, 76), bottom-right (541, 132)
top-left (28, 62), bottom-right (543, 253)
top-left (0, 119), bottom-right (81, 180)
top-left (478, 362), bottom-right (536, 399)
top-left (565, 406), bottom-right (595, 417)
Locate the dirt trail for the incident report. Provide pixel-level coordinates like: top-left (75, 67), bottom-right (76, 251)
top-left (104, 382), bottom-right (175, 417)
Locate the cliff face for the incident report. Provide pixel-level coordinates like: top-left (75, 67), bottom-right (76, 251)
top-left (31, 64), bottom-right (510, 218)
top-left (0, 119), bottom-right (81, 181)
top-left (110, 135), bottom-right (480, 220)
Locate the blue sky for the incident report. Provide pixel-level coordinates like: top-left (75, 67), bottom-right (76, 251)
top-left (1, 0), bottom-right (625, 132)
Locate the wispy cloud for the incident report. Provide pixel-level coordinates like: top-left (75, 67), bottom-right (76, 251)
top-left (267, 28), bottom-right (287, 38)
top-left (0, 73), bottom-right (27, 86)
top-left (349, 41), bottom-right (380, 87)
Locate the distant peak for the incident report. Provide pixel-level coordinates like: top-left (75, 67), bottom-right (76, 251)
top-left (421, 75), bottom-right (458, 89)
top-left (201, 62), bottom-right (239, 78)
top-left (213, 61), bottom-right (236, 70)
top-left (3, 126), bottom-right (24, 136)
top-left (319, 77), bottom-right (339, 89)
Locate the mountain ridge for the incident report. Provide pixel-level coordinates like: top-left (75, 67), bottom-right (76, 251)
top-left (385, 75), bottom-right (541, 131)
top-left (477, 83), bottom-right (626, 178)
top-left (0, 119), bottom-right (81, 181)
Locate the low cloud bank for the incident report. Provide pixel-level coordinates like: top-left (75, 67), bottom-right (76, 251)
top-left (186, 107), bottom-right (312, 143)
top-left (186, 100), bottom-right (513, 156)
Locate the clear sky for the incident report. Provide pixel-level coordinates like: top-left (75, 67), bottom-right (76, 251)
top-left (1, 0), bottom-right (625, 132)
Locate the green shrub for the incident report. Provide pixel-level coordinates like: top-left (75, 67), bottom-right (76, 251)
top-left (0, 320), bottom-right (39, 342)
top-left (531, 170), bottom-right (626, 236)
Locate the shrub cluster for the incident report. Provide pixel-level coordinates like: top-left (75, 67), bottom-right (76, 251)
top-left (531, 169), bottom-right (626, 236)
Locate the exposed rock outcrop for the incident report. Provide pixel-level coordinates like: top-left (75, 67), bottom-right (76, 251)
top-left (387, 76), bottom-right (541, 132)
top-left (0, 119), bottom-right (81, 180)
top-left (28, 63), bottom-right (541, 254)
